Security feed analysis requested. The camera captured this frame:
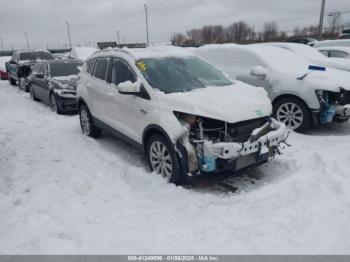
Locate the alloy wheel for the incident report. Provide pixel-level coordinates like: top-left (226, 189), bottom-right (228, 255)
top-left (276, 102), bottom-right (304, 130)
top-left (80, 108), bottom-right (91, 135)
top-left (149, 141), bottom-right (173, 180)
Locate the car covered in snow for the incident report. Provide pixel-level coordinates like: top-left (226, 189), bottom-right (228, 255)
top-left (193, 44), bottom-right (350, 132)
top-left (29, 59), bottom-right (83, 114)
top-left (77, 47), bottom-right (289, 185)
top-left (5, 50), bottom-right (55, 87)
top-left (69, 47), bottom-right (99, 61)
top-left (312, 39), bottom-right (350, 48)
top-left (264, 42), bottom-right (350, 72)
top-left (317, 46), bottom-right (350, 59)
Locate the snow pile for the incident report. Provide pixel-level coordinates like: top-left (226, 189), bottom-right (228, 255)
top-left (0, 56), bottom-right (11, 71)
top-left (69, 47), bottom-right (99, 60)
top-left (0, 80), bottom-right (350, 254)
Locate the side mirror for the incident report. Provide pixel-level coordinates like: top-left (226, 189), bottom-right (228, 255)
top-left (117, 80), bottom-right (142, 95)
top-left (35, 73), bottom-right (45, 79)
top-left (250, 65), bottom-right (268, 79)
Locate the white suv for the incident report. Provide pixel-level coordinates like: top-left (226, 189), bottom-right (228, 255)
top-left (77, 47), bottom-right (289, 184)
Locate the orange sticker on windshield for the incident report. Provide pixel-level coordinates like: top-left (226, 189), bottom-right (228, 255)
top-left (136, 61), bottom-right (147, 71)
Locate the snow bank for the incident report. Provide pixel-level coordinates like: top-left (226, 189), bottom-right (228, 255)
top-left (69, 47), bottom-right (99, 60)
top-left (1, 80), bottom-right (350, 254)
top-left (0, 56), bottom-right (11, 71)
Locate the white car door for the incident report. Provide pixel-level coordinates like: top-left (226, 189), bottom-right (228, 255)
top-left (106, 58), bottom-right (152, 143)
top-left (88, 57), bottom-right (111, 122)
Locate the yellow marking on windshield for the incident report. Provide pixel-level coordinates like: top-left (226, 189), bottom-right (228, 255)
top-left (136, 61), bottom-right (147, 71)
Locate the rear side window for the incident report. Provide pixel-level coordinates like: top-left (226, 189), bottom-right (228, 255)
top-left (109, 59), bottom-right (136, 85)
top-left (329, 50), bottom-right (348, 58)
top-left (93, 58), bottom-right (110, 80)
top-left (86, 59), bottom-right (95, 75)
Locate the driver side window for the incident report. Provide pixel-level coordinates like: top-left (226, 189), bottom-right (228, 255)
top-left (109, 59), bottom-right (136, 86)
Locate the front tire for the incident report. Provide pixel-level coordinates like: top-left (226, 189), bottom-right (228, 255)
top-left (50, 93), bottom-right (61, 114)
top-left (29, 84), bottom-right (40, 101)
top-left (79, 104), bottom-right (102, 138)
top-left (146, 134), bottom-right (185, 185)
top-left (274, 97), bottom-right (311, 133)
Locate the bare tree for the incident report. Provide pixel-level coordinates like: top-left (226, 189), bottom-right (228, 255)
top-left (263, 22), bottom-right (278, 41)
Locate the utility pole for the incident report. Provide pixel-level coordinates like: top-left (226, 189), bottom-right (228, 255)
top-left (144, 3), bottom-right (150, 47)
top-left (24, 32), bottom-right (30, 49)
top-left (116, 30), bottom-right (121, 45)
top-left (0, 37), bottom-right (3, 51)
top-left (318, 0), bottom-right (326, 39)
top-left (66, 21), bottom-right (72, 50)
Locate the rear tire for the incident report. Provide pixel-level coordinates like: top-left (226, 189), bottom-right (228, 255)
top-left (8, 75), bottom-right (16, 86)
top-left (273, 97), bottom-right (311, 133)
top-left (79, 104), bottom-right (102, 138)
top-left (146, 134), bottom-right (185, 185)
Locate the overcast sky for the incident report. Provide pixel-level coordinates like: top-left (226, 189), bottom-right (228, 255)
top-left (1, 0), bottom-right (350, 50)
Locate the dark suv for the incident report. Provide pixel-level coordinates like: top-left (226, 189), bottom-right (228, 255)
top-left (5, 50), bottom-right (54, 89)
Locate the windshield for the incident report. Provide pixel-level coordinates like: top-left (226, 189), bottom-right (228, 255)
top-left (20, 52), bottom-right (54, 61)
top-left (136, 56), bottom-right (231, 93)
top-left (49, 62), bottom-right (82, 77)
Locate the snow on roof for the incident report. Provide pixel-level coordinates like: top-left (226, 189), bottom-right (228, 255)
top-left (316, 46), bottom-right (350, 54)
top-left (196, 44), bottom-right (309, 74)
top-left (69, 47), bottom-right (99, 60)
top-left (125, 46), bottom-right (195, 60)
top-left (313, 39), bottom-right (350, 48)
top-left (260, 42), bottom-right (327, 61)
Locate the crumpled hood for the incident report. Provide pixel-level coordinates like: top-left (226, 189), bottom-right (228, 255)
top-left (157, 82), bottom-right (272, 123)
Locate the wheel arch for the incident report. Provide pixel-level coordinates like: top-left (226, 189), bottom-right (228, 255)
top-left (142, 125), bottom-right (174, 154)
top-left (272, 94), bottom-right (311, 111)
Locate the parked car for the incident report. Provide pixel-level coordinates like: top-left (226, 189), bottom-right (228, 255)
top-left (69, 47), bottom-right (99, 61)
top-left (287, 37), bottom-right (317, 45)
top-left (317, 46), bottom-right (350, 59)
top-left (263, 42), bottom-right (350, 72)
top-left (338, 33), bottom-right (350, 40)
top-left (5, 50), bottom-right (55, 89)
top-left (0, 56), bottom-right (10, 80)
top-left (77, 47), bottom-right (289, 184)
top-left (193, 44), bottom-right (350, 132)
top-left (29, 59), bottom-right (82, 114)
top-left (312, 39), bottom-right (350, 48)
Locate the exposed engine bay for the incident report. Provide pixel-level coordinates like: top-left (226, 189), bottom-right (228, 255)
top-left (175, 112), bottom-right (289, 175)
top-left (316, 89), bottom-right (350, 124)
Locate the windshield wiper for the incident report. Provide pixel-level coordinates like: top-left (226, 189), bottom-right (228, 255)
top-left (297, 72), bottom-right (310, 80)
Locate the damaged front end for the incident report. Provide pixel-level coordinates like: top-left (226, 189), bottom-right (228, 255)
top-left (315, 89), bottom-right (350, 124)
top-left (174, 112), bottom-right (290, 176)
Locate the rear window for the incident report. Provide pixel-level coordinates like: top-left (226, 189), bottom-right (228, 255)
top-left (20, 52), bottom-right (54, 61)
top-left (93, 58), bottom-right (110, 80)
top-left (86, 59), bottom-right (95, 75)
top-left (49, 62), bottom-right (82, 77)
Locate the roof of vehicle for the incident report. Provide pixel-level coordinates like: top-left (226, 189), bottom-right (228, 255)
top-left (15, 49), bottom-right (52, 54)
top-left (69, 47), bottom-right (99, 60)
top-left (195, 44), bottom-right (310, 74)
top-left (258, 42), bottom-right (327, 60)
top-left (91, 46), bottom-right (195, 60)
top-left (312, 39), bottom-right (350, 48)
top-left (316, 46), bottom-right (350, 53)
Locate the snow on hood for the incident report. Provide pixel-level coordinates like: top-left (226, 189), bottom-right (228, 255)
top-left (302, 67), bottom-right (350, 92)
top-left (50, 75), bottom-right (79, 90)
top-left (157, 82), bottom-right (272, 124)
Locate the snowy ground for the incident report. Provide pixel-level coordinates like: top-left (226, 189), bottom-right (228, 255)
top-left (0, 79), bottom-right (350, 254)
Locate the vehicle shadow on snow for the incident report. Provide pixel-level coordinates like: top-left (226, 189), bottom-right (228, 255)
top-left (306, 122), bottom-right (350, 137)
